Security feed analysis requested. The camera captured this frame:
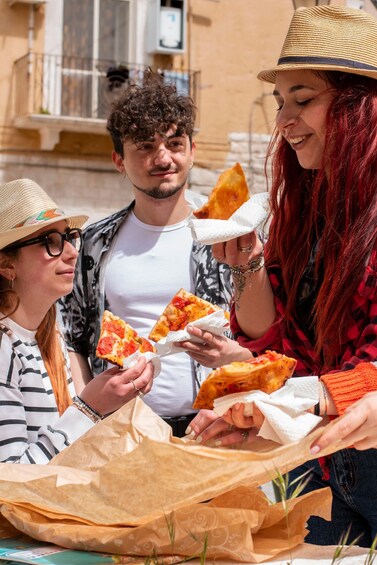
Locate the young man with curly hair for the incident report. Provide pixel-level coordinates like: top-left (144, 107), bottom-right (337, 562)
top-left (59, 71), bottom-right (248, 436)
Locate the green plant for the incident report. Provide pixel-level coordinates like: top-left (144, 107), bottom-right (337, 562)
top-left (187, 531), bottom-right (208, 565)
top-left (141, 512), bottom-right (208, 565)
top-left (122, 475), bottom-right (377, 565)
top-left (330, 527), bottom-right (377, 565)
top-left (271, 471), bottom-right (377, 564)
top-left (330, 525), bottom-right (361, 564)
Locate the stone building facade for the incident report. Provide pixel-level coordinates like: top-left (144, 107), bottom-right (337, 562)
top-left (1, 0), bottom-right (368, 223)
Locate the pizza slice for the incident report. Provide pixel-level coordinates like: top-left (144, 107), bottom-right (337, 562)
top-left (148, 288), bottom-right (229, 342)
top-left (96, 310), bottom-right (156, 367)
top-left (193, 162), bottom-right (250, 220)
top-left (193, 350), bottom-right (297, 409)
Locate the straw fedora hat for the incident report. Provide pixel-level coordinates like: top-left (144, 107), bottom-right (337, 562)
top-left (0, 178), bottom-right (88, 251)
top-left (258, 5), bottom-right (377, 84)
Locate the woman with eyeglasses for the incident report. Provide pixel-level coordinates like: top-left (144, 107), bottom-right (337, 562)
top-left (0, 178), bottom-right (154, 464)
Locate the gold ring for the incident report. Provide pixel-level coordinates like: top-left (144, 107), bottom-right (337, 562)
top-left (131, 380), bottom-right (140, 393)
top-left (238, 245), bottom-right (253, 253)
top-left (241, 430), bottom-right (249, 443)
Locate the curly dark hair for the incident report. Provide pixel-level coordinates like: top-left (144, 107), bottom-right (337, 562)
top-left (107, 70), bottom-right (196, 157)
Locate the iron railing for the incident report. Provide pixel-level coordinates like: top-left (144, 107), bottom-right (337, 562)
top-left (13, 53), bottom-right (200, 122)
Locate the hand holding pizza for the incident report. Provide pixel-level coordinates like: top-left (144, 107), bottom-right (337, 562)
top-left (77, 357), bottom-right (154, 417)
top-left (212, 230), bottom-right (264, 270)
top-left (185, 408), bottom-right (260, 448)
top-left (173, 325), bottom-right (252, 367)
top-left (222, 402), bottom-right (264, 430)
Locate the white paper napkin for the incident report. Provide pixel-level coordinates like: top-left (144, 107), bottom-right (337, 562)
top-left (187, 192), bottom-right (269, 245)
top-left (213, 376), bottom-right (322, 444)
top-left (122, 350), bottom-right (162, 378)
top-left (153, 310), bottom-right (230, 357)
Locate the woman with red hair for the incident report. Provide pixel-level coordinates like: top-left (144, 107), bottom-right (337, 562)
top-left (198, 4), bottom-right (377, 549)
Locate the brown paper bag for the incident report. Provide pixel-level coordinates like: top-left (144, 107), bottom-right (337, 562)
top-left (0, 399), bottom-right (341, 562)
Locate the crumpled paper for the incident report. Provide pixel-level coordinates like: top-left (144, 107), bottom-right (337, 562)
top-left (153, 310), bottom-right (230, 357)
top-left (214, 376), bottom-right (322, 444)
top-left (122, 350), bottom-right (162, 377)
top-left (187, 192), bottom-right (269, 245)
top-left (0, 398), bottom-right (349, 563)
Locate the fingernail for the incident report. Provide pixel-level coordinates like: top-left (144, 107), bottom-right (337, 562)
top-left (214, 440), bottom-right (222, 447)
top-left (185, 425), bottom-right (192, 435)
top-left (310, 445), bottom-right (321, 455)
top-left (186, 431), bottom-right (196, 440)
top-left (195, 435), bottom-right (203, 444)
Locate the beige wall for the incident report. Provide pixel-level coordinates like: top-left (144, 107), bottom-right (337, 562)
top-left (182, 0), bottom-right (345, 172)
top-left (185, 0), bottom-right (293, 170)
top-left (0, 0), bottom-right (350, 221)
top-left (0, 1), bottom-right (45, 150)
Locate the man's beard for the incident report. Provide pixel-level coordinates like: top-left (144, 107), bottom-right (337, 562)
top-left (132, 177), bottom-right (188, 200)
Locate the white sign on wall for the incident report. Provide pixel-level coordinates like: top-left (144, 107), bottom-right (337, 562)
top-left (160, 7), bottom-right (182, 49)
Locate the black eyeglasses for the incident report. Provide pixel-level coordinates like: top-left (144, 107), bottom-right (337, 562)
top-left (4, 228), bottom-right (83, 257)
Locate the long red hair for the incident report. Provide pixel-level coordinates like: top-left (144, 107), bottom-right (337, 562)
top-left (265, 72), bottom-right (377, 366)
top-left (0, 254), bottom-right (71, 415)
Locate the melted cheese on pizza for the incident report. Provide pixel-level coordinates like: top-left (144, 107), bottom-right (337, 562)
top-left (148, 288), bottom-right (227, 342)
top-left (96, 310), bottom-right (155, 367)
top-left (193, 162), bottom-right (250, 220)
top-left (193, 351), bottom-right (297, 409)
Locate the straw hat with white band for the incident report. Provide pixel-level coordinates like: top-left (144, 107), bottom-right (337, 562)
top-left (258, 5), bottom-right (377, 84)
top-left (0, 178), bottom-right (88, 251)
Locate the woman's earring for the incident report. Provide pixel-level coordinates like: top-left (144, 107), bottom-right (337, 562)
top-left (9, 277), bottom-right (14, 290)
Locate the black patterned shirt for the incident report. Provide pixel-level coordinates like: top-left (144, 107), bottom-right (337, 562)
top-left (58, 195), bottom-right (233, 393)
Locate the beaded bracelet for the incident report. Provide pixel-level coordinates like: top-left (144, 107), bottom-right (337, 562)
top-left (320, 381), bottom-right (329, 416)
top-left (230, 250), bottom-right (265, 275)
top-left (72, 396), bottom-right (103, 424)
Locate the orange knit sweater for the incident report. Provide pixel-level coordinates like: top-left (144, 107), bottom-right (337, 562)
top-left (321, 362), bottom-right (377, 416)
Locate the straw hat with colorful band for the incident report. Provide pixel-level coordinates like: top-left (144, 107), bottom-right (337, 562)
top-left (258, 6), bottom-right (377, 84)
top-left (0, 178), bottom-right (88, 251)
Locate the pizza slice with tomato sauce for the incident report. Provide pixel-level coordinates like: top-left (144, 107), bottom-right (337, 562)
top-left (148, 288), bottom-right (229, 342)
top-left (193, 350), bottom-right (297, 409)
top-left (193, 162), bottom-right (250, 220)
top-left (96, 310), bottom-right (156, 367)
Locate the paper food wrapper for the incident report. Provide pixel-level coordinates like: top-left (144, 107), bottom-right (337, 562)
top-left (188, 192), bottom-right (269, 245)
top-left (214, 376), bottom-right (321, 444)
top-left (0, 398), bottom-right (348, 563)
top-left (153, 310), bottom-right (230, 357)
top-left (122, 350), bottom-right (162, 378)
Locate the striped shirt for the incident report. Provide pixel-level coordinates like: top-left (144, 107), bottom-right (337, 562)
top-left (0, 317), bottom-right (94, 464)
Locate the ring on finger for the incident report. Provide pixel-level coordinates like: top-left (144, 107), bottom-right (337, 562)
top-left (238, 244), bottom-right (253, 253)
top-left (241, 430), bottom-right (249, 443)
top-left (131, 380), bottom-right (140, 393)
top-left (137, 391), bottom-right (144, 398)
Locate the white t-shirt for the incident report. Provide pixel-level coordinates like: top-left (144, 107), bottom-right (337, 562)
top-left (105, 211), bottom-right (197, 417)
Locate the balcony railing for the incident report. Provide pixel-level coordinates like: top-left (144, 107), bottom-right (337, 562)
top-left (13, 53), bottom-right (200, 148)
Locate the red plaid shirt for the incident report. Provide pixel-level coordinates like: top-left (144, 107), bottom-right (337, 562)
top-left (231, 247), bottom-right (377, 378)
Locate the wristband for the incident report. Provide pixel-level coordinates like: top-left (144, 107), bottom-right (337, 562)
top-left (231, 250), bottom-right (265, 275)
top-left (320, 381), bottom-right (329, 416)
top-left (73, 396), bottom-right (103, 423)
